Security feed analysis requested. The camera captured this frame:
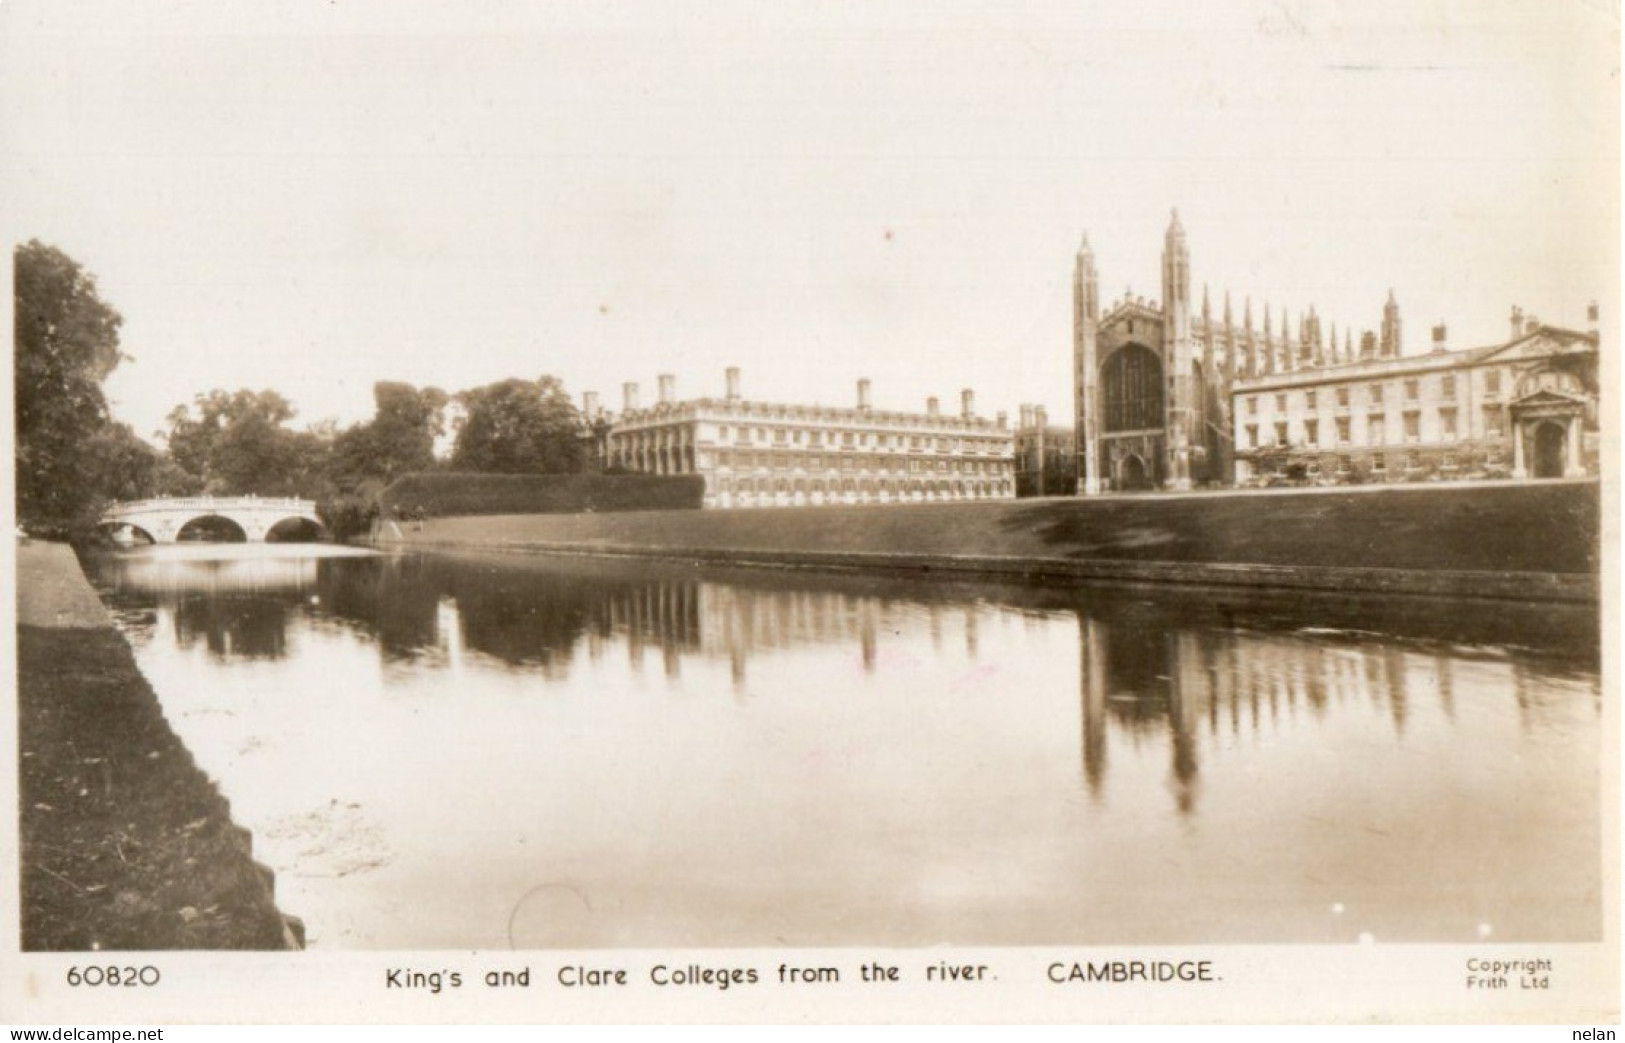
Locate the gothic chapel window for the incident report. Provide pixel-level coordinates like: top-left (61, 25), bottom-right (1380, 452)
top-left (1101, 345), bottom-right (1164, 433)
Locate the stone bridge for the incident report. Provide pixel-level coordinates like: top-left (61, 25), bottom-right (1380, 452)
top-left (100, 496), bottom-right (326, 544)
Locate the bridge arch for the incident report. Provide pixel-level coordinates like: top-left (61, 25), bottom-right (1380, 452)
top-left (265, 516), bottom-right (326, 543)
top-left (176, 514), bottom-right (248, 543)
top-left (96, 521), bottom-right (157, 546)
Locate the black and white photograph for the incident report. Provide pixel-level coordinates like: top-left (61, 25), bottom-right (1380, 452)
top-left (2, 0), bottom-right (1617, 1028)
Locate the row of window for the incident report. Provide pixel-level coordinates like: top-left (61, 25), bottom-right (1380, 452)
top-left (713, 477), bottom-right (1012, 496)
top-left (712, 425), bottom-right (1006, 453)
top-left (1244, 369), bottom-right (1504, 417)
top-left (1244, 405), bottom-right (1509, 449)
top-left (702, 451), bottom-right (1009, 475)
top-left (616, 426), bottom-right (1009, 454)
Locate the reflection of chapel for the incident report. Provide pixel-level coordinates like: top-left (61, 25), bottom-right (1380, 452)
top-left (1072, 210), bottom-right (1600, 493)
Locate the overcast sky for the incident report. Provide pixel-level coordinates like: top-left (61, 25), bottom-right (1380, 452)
top-left (3, 0), bottom-right (1616, 441)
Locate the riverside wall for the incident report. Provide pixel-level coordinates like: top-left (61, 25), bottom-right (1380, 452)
top-left (374, 479), bottom-right (1600, 603)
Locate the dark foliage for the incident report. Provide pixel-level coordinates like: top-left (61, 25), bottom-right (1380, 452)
top-left (14, 242), bottom-right (126, 532)
top-left (378, 472), bottom-right (705, 520)
top-left (328, 382), bottom-right (448, 488)
top-left (450, 376), bottom-right (584, 475)
top-left (163, 389), bottom-right (331, 498)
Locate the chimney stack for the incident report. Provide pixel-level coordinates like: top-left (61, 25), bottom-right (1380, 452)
top-left (996, 410), bottom-right (1008, 430)
top-left (623, 382), bottom-right (640, 412)
top-left (1510, 305), bottom-right (1525, 342)
top-left (726, 366), bottom-right (741, 402)
top-left (1019, 404), bottom-right (1033, 429)
top-left (926, 396), bottom-right (940, 418)
top-left (961, 389), bottom-right (975, 420)
top-left (658, 373), bottom-right (675, 405)
top-left (1034, 405), bottom-right (1048, 428)
top-left (857, 378), bottom-right (872, 412)
top-left (1431, 324), bottom-right (1447, 352)
top-left (1588, 300), bottom-right (1600, 336)
top-left (583, 391), bottom-right (600, 418)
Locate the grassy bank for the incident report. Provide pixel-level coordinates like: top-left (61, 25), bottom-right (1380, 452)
top-left (380, 480), bottom-right (1598, 590)
top-left (18, 543), bottom-right (296, 950)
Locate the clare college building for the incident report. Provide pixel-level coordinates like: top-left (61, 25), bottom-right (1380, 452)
top-left (584, 370), bottom-right (1016, 509)
top-left (1073, 211), bottom-right (1601, 493)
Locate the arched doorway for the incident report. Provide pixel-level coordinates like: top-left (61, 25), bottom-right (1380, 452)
top-left (1118, 454), bottom-right (1151, 491)
top-left (1533, 422), bottom-right (1567, 478)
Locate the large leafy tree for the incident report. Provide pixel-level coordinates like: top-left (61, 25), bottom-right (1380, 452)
top-left (14, 241), bottom-right (126, 530)
top-left (329, 381), bottom-right (448, 487)
top-left (163, 388), bottom-right (331, 496)
top-left (82, 422), bottom-right (193, 503)
top-left (450, 376), bottom-right (584, 474)
top-left (165, 388), bottom-right (293, 480)
top-left (319, 382), bottom-right (448, 538)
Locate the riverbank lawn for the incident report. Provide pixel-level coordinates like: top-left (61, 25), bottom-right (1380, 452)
top-left (19, 624), bottom-right (292, 950)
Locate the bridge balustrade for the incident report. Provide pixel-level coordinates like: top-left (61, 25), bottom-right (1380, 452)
top-left (106, 496), bottom-right (317, 514)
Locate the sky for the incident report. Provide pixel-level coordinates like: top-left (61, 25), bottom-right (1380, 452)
top-left (2, 0), bottom-right (1617, 442)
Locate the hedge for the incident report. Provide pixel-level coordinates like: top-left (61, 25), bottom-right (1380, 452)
top-left (379, 472), bottom-right (705, 519)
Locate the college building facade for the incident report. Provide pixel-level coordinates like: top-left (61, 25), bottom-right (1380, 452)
top-left (1073, 210), bottom-right (1601, 492)
top-left (584, 369), bottom-right (1016, 509)
top-left (1232, 311), bottom-right (1600, 486)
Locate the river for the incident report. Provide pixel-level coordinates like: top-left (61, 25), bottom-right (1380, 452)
top-left (81, 544), bottom-right (1602, 950)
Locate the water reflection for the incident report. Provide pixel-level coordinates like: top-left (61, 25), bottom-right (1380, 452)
top-left (1075, 618), bottom-right (1589, 816)
top-left (94, 551), bottom-right (320, 661)
top-left (82, 546), bottom-right (1602, 947)
top-left (92, 549), bottom-right (1599, 664)
top-left (171, 597), bottom-right (290, 659)
top-left (90, 546), bottom-right (1601, 825)
top-left (97, 547), bottom-right (319, 594)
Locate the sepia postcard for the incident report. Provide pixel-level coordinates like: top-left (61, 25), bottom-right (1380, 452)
top-left (1, 0), bottom-right (1618, 1029)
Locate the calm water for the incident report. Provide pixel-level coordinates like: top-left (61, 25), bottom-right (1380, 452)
top-left (82, 545), bottom-right (1603, 950)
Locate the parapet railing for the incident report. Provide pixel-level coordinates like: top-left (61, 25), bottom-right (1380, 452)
top-left (105, 496), bottom-right (317, 514)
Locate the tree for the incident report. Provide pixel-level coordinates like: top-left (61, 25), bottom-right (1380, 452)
top-left (162, 388), bottom-right (330, 496)
top-left (209, 410), bottom-right (303, 494)
top-left (165, 388), bottom-right (295, 482)
top-left (14, 241), bottom-right (125, 531)
top-left (81, 422), bottom-right (193, 503)
top-left (450, 377), bottom-right (584, 474)
top-left (316, 485), bottom-right (383, 541)
top-left (317, 382), bottom-right (448, 540)
top-left (371, 381), bottom-right (448, 475)
top-left (328, 382), bottom-right (448, 487)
